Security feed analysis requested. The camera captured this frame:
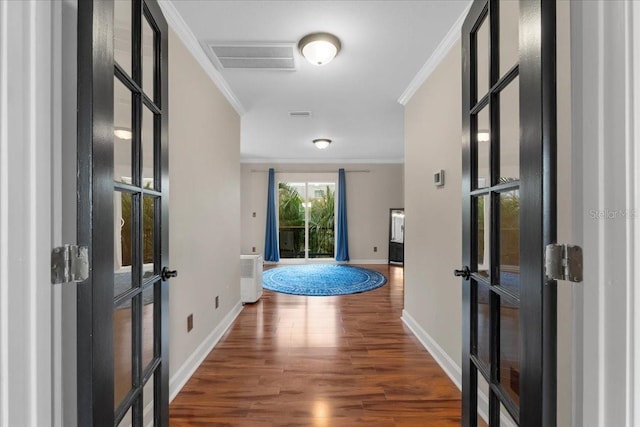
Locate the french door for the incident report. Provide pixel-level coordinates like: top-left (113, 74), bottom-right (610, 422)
top-left (278, 181), bottom-right (336, 260)
top-left (77, 0), bottom-right (171, 425)
top-left (460, 1), bottom-right (556, 426)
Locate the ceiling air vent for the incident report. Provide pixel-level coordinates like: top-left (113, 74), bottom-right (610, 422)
top-left (204, 42), bottom-right (297, 70)
top-left (289, 111), bottom-right (312, 117)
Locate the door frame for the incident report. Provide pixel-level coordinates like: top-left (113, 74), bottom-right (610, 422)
top-left (0, 1), bottom-right (55, 426)
top-left (275, 172), bottom-right (338, 263)
top-left (570, 2), bottom-right (640, 426)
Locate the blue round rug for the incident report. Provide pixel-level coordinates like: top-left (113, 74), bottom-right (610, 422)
top-left (262, 264), bottom-right (387, 296)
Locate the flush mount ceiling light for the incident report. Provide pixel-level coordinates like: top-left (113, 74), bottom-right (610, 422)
top-left (114, 127), bottom-right (132, 140)
top-left (313, 138), bottom-right (332, 149)
top-left (298, 33), bottom-right (341, 66)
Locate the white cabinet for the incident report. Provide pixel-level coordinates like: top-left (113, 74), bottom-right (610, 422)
top-left (240, 255), bottom-right (263, 303)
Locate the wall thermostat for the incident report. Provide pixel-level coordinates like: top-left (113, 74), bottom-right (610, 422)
top-left (434, 169), bottom-right (445, 187)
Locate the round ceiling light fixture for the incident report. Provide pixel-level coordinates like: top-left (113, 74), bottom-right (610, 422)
top-left (298, 32), bottom-right (341, 66)
top-left (312, 138), bottom-right (332, 149)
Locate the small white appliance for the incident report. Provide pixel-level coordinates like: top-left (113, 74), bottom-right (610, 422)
top-left (240, 254), bottom-right (263, 303)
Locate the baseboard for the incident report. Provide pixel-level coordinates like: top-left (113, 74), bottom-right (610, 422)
top-left (348, 259), bottom-right (389, 265)
top-left (401, 310), bottom-right (515, 426)
top-left (267, 259), bottom-right (389, 265)
top-left (401, 310), bottom-right (462, 388)
top-left (169, 301), bottom-right (243, 402)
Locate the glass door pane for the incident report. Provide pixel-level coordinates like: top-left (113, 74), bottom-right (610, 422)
top-left (499, 0), bottom-right (519, 77)
top-left (115, 191), bottom-right (134, 295)
top-left (114, 0), bottom-right (133, 75)
top-left (278, 182), bottom-right (305, 259)
top-left (278, 181), bottom-right (336, 260)
top-left (500, 299), bottom-right (520, 406)
top-left (114, 78), bottom-right (133, 183)
top-left (499, 190), bottom-right (520, 296)
top-left (114, 300), bottom-right (133, 410)
top-left (308, 182), bottom-right (335, 259)
top-left (476, 15), bottom-right (490, 100)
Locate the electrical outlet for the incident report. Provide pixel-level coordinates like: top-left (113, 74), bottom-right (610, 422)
top-left (187, 314), bottom-right (193, 332)
top-left (373, 246), bottom-right (378, 252)
top-left (252, 212), bottom-right (256, 218)
top-left (252, 246), bottom-right (256, 253)
top-left (215, 296), bottom-right (219, 309)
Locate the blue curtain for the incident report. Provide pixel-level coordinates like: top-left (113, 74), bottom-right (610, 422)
top-left (264, 168), bottom-right (280, 262)
top-left (336, 168), bottom-right (350, 261)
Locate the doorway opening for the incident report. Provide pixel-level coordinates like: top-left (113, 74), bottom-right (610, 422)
top-left (278, 181), bottom-right (336, 260)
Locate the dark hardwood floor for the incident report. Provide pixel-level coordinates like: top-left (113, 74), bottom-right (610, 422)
top-left (169, 264), bottom-right (463, 426)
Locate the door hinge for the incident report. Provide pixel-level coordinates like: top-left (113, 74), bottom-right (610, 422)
top-left (545, 244), bottom-right (583, 283)
top-left (51, 245), bottom-right (89, 284)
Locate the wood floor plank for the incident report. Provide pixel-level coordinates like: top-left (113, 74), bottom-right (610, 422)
top-left (170, 265), bottom-right (462, 426)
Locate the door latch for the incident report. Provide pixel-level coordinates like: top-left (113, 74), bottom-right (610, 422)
top-left (51, 245), bottom-right (89, 284)
top-left (545, 244), bottom-right (583, 283)
top-left (454, 266), bottom-right (471, 280)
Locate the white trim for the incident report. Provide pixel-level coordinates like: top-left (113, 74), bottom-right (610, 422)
top-left (397, 1), bottom-right (472, 106)
top-left (625, 4), bottom-right (636, 426)
top-left (0, 1), bottom-right (54, 426)
top-left (0, 3), bottom-right (8, 423)
top-left (401, 310), bottom-right (461, 388)
top-left (270, 259), bottom-right (389, 266)
top-left (241, 157), bottom-right (405, 165)
top-left (51, 1), bottom-right (64, 425)
top-left (169, 302), bottom-right (243, 401)
top-left (633, 2), bottom-right (640, 424)
top-left (157, 0), bottom-right (245, 116)
top-left (571, 1), bottom-right (638, 426)
top-left (402, 310), bottom-right (516, 427)
top-left (346, 259), bottom-right (388, 265)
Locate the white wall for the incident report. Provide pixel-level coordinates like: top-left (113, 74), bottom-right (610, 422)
top-left (403, 39), bottom-right (463, 371)
top-left (402, 2), bottom-right (572, 424)
top-left (240, 163), bottom-right (403, 263)
top-left (168, 30), bottom-right (242, 396)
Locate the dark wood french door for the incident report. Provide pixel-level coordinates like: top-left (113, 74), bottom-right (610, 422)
top-left (77, 0), bottom-right (171, 425)
top-left (460, 0), bottom-right (557, 426)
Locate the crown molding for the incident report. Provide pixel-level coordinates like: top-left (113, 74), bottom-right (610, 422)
top-left (397, 2), bottom-right (472, 106)
top-left (158, 0), bottom-right (245, 115)
top-left (240, 157), bottom-right (405, 165)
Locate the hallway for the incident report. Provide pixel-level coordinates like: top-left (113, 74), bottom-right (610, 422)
top-left (170, 265), bottom-right (463, 426)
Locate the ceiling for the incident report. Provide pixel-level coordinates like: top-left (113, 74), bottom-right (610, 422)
top-left (169, 0), bottom-right (471, 164)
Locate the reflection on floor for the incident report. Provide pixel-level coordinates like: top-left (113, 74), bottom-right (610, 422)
top-left (170, 265), bottom-right (463, 426)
